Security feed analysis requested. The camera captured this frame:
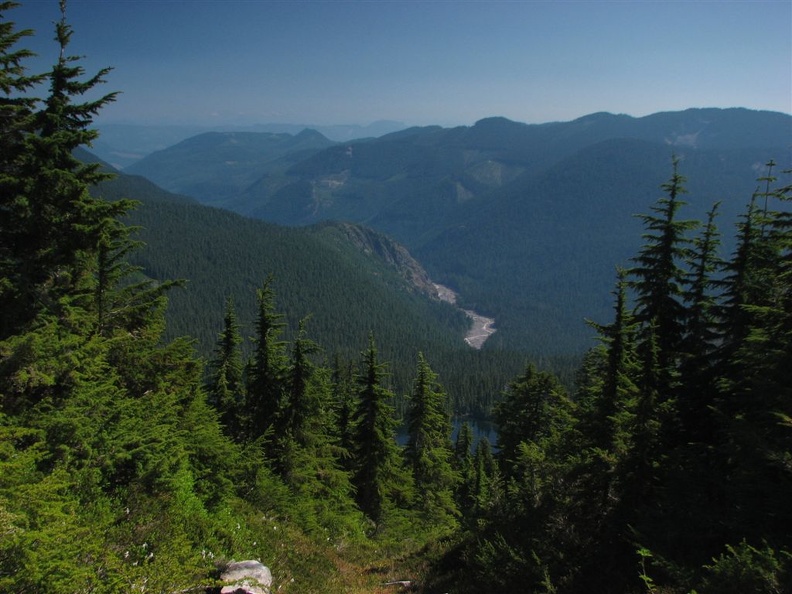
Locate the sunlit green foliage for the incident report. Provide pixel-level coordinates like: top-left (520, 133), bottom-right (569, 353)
top-left (2, 5), bottom-right (790, 592)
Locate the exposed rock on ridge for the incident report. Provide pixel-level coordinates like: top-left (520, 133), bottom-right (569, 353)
top-left (329, 222), bottom-right (437, 297)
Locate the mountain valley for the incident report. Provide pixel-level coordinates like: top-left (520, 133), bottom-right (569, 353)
top-left (124, 108), bottom-right (792, 354)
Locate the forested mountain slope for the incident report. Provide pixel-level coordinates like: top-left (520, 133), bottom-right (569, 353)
top-left (125, 128), bottom-right (336, 204)
top-left (93, 161), bottom-right (530, 412)
top-left (417, 138), bottom-right (789, 352)
top-left (4, 5), bottom-right (790, 592)
top-left (125, 108), bottom-right (791, 354)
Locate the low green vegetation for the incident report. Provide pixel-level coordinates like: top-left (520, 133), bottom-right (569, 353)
top-left (1, 4), bottom-right (789, 593)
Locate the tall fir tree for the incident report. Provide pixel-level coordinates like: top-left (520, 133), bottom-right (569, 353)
top-left (713, 171), bottom-right (792, 552)
top-left (0, 1), bottom-right (45, 338)
top-left (494, 362), bottom-right (570, 477)
top-left (207, 297), bottom-right (245, 438)
top-left (244, 276), bottom-right (287, 443)
top-left (452, 421), bottom-right (476, 515)
top-left (628, 157), bottom-right (698, 398)
top-left (351, 335), bottom-right (412, 525)
top-left (585, 268), bottom-right (640, 457)
top-left (404, 353), bottom-right (458, 529)
top-left (273, 317), bottom-right (320, 478)
top-left (0, 5), bottom-right (241, 589)
top-left (677, 201), bottom-right (723, 441)
top-left (330, 355), bottom-right (357, 473)
top-left (716, 164), bottom-right (780, 364)
top-left (1, 0), bottom-right (125, 337)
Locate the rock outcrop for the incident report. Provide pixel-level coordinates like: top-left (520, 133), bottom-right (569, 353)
top-left (219, 560), bottom-right (272, 594)
top-left (329, 222), bottom-right (437, 297)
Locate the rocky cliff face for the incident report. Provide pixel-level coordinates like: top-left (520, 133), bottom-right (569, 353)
top-left (331, 222), bottom-right (438, 298)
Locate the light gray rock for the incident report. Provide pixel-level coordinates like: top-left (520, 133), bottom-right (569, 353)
top-left (220, 560), bottom-right (272, 594)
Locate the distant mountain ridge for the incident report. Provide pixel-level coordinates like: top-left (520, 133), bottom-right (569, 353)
top-left (121, 108), bottom-right (792, 354)
top-left (93, 120), bottom-right (407, 169)
top-left (124, 129), bottom-right (336, 204)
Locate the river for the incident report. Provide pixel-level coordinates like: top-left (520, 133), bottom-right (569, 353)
top-left (433, 283), bottom-right (496, 349)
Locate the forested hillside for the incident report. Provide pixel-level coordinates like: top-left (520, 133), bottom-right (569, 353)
top-left (92, 161), bottom-right (531, 415)
top-left (2, 3), bottom-right (790, 593)
top-left (423, 157), bottom-right (792, 594)
top-left (126, 107), bottom-right (791, 355)
top-left (0, 5), bottom-right (491, 590)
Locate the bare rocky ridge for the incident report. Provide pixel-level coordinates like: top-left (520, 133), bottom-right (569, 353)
top-left (332, 222), bottom-right (437, 296)
top-left (319, 222), bottom-right (497, 348)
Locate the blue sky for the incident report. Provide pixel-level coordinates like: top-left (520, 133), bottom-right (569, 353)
top-left (9, 0), bottom-right (792, 127)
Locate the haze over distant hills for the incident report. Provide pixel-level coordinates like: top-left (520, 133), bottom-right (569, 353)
top-left (93, 120), bottom-right (407, 169)
top-left (123, 108), bottom-right (792, 355)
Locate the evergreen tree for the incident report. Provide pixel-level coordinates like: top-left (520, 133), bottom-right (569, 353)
top-left (273, 317), bottom-right (320, 478)
top-left (713, 172), bottom-right (792, 552)
top-left (207, 297), bottom-right (244, 437)
top-left (573, 269), bottom-right (642, 573)
top-left (404, 353), bottom-right (458, 529)
top-left (494, 363), bottom-right (570, 477)
top-left (244, 276), bottom-right (287, 442)
top-left (277, 322), bottom-right (364, 539)
top-left (472, 436), bottom-right (498, 514)
top-left (0, 0), bottom-right (124, 337)
top-left (677, 202), bottom-right (723, 440)
top-left (0, 1), bottom-right (45, 339)
top-left (351, 335), bottom-right (411, 525)
top-left (450, 164), bottom-right (792, 594)
top-left (0, 6), bottom-right (244, 589)
top-left (717, 164), bottom-right (779, 361)
top-left (283, 318), bottom-right (321, 443)
top-left (628, 157), bottom-right (698, 395)
top-left (683, 202), bottom-right (723, 356)
top-left (585, 268), bottom-right (640, 457)
top-left (330, 355), bottom-right (357, 473)
top-left (452, 421), bottom-right (476, 514)
top-left (0, 1), bottom-right (42, 147)
top-left (620, 322), bottom-right (663, 507)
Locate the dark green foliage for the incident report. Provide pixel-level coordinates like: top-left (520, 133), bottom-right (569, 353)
top-left (270, 318), bottom-right (366, 540)
top-left (330, 355), bottom-right (357, 472)
top-left (4, 5), bottom-right (791, 591)
top-left (0, 8), bottom-right (376, 590)
top-left (493, 363), bottom-right (572, 475)
top-left (0, 0), bottom-right (124, 339)
top-left (452, 422), bottom-right (475, 515)
top-left (207, 297), bottom-right (245, 437)
top-left (0, 3), bottom-right (45, 300)
top-left (404, 353), bottom-right (459, 531)
top-left (697, 541), bottom-right (792, 594)
top-left (437, 160), bottom-right (792, 594)
top-left (244, 277), bottom-right (288, 444)
top-left (471, 437), bottom-right (498, 515)
top-left (351, 336), bottom-right (413, 525)
top-left (105, 185), bottom-right (518, 413)
top-left (628, 157), bottom-right (698, 393)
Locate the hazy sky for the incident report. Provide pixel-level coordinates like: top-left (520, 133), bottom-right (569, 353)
top-left (10, 0), bottom-right (792, 127)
